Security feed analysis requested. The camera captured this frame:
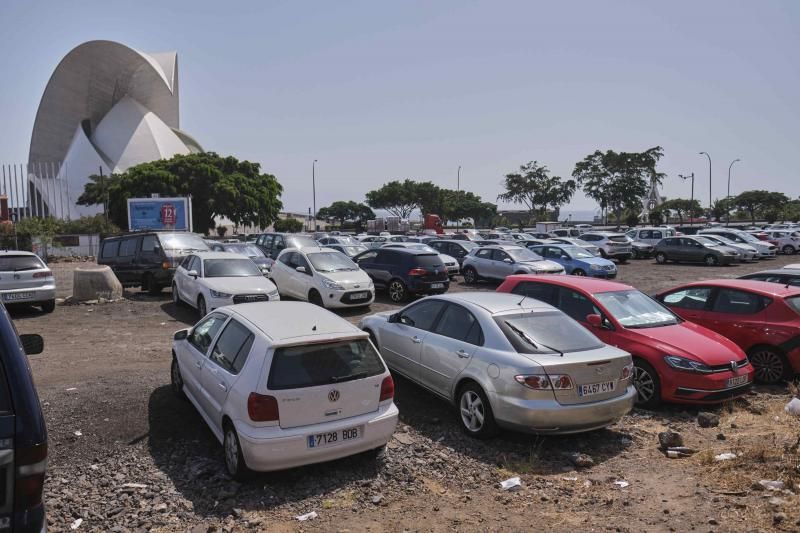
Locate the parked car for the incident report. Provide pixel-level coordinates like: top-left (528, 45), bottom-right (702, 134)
top-left (0, 252), bottom-right (56, 313)
top-left (359, 292), bottom-right (635, 436)
top-left (208, 242), bottom-right (273, 275)
top-left (696, 234), bottom-right (758, 262)
top-left (0, 302), bottom-right (47, 529)
top-left (323, 243), bottom-right (369, 259)
top-left (625, 227), bottom-right (677, 246)
top-left (551, 228), bottom-right (582, 238)
top-left (172, 252), bottom-right (280, 316)
top-left (353, 247), bottom-right (449, 302)
top-left (484, 233), bottom-right (515, 241)
top-left (738, 268), bottom-right (800, 287)
top-left (653, 236), bottom-right (740, 266)
top-left (578, 232), bottom-right (632, 262)
top-left (698, 228), bottom-right (777, 258)
top-left (496, 276), bottom-right (753, 407)
top-left (317, 236), bottom-right (362, 246)
top-left (461, 245), bottom-right (565, 284)
top-left (548, 237), bottom-right (601, 256)
top-left (628, 239), bottom-right (654, 259)
top-left (99, 232), bottom-right (210, 294)
top-left (253, 233), bottom-right (318, 260)
top-left (426, 240), bottom-right (479, 267)
top-left (527, 232), bottom-right (556, 240)
top-left (529, 244), bottom-right (617, 278)
top-left (784, 263), bottom-right (800, 270)
top-left (655, 280), bottom-right (800, 383)
top-left (270, 247), bottom-right (374, 308)
top-left (762, 230), bottom-right (800, 255)
top-left (381, 243), bottom-right (459, 278)
top-left (171, 302), bottom-right (398, 478)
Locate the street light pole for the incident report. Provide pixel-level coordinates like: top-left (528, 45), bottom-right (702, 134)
top-left (312, 159), bottom-right (317, 231)
top-left (699, 152), bottom-right (711, 216)
top-left (727, 158), bottom-right (740, 226)
top-left (679, 173), bottom-right (695, 226)
top-left (456, 165), bottom-right (461, 232)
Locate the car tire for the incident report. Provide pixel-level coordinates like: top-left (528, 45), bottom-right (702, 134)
top-left (783, 245), bottom-right (796, 255)
top-left (388, 279), bottom-right (408, 303)
top-left (599, 249), bottom-right (608, 259)
top-left (308, 289), bottom-right (324, 307)
top-left (704, 254), bottom-right (718, 266)
top-left (41, 299), bottom-right (55, 313)
top-left (633, 359), bottom-right (661, 409)
top-left (463, 267), bottom-right (478, 285)
top-left (223, 423), bottom-right (251, 480)
top-left (572, 269), bottom-right (586, 276)
top-left (172, 284), bottom-right (183, 306)
top-left (655, 252), bottom-right (667, 264)
top-left (618, 258), bottom-right (628, 264)
top-left (748, 346), bottom-right (789, 384)
top-left (145, 274), bottom-right (162, 295)
top-left (631, 249), bottom-right (640, 260)
top-left (457, 382), bottom-right (498, 439)
top-left (171, 356), bottom-right (185, 399)
top-left (197, 295), bottom-right (207, 317)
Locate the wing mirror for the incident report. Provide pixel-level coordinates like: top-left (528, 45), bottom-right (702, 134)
top-left (173, 329), bottom-right (189, 341)
top-left (503, 258), bottom-right (513, 264)
top-left (295, 266), bottom-right (306, 273)
top-left (187, 270), bottom-right (199, 279)
top-left (20, 334), bottom-right (43, 355)
top-left (586, 314), bottom-right (603, 328)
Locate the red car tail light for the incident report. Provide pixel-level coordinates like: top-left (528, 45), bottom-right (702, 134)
top-left (32, 271), bottom-right (52, 279)
top-left (407, 268), bottom-right (428, 276)
top-left (162, 261), bottom-right (172, 270)
top-left (620, 362), bottom-right (634, 380)
top-left (379, 375), bottom-right (395, 402)
top-left (247, 393), bottom-right (279, 422)
top-left (515, 374), bottom-right (573, 390)
top-left (14, 442), bottom-right (47, 512)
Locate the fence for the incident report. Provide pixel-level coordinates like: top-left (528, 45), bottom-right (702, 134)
top-left (0, 162), bottom-right (72, 220)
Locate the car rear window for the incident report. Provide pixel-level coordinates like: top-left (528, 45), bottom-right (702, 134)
top-left (413, 254), bottom-right (445, 267)
top-left (268, 339), bottom-right (385, 390)
top-left (0, 255), bottom-right (45, 272)
top-left (495, 311), bottom-right (604, 354)
top-left (608, 235), bottom-right (628, 243)
top-left (786, 296), bottom-right (800, 315)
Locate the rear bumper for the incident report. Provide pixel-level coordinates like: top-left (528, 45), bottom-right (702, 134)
top-left (606, 251), bottom-right (632, 260)
top-left (407, 278), bottom-right (450, 295)
top-left (0, 286), bottom-right (56, 305)
top-left (236, 403), bottom-right (398, 472)
top-left (491, 385), bottom-right (636, 435)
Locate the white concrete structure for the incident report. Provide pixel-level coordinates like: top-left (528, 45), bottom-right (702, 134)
top-left (28, 40), bottom-right (202, 219)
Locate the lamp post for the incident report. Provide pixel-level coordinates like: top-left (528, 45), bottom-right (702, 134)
top-left (312, 159), bottom-right (318, 231)
top-left (679, 172), bottom-right (695, 226)
top-left (456, 165), bottom-right (461, 232)
top-left (727, 159), bottom-right (740, 226)
top-left (699, 152), bottom-right (711, 216)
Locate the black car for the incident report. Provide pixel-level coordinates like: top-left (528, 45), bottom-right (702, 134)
top-left (739, 268), bottom-right (800, 287)
top-left (208, 242), bottom-right (272, 275)
top-left (0, 303), bottom-right (47, 531)
top-left (253, 233), bottom-right (318, 260)
top-left (98, 232), bottom-right (210, 294)
top-left (427, 239), bottom-right (479, 266)
top-left (353, 248), bottom-right (449, 302)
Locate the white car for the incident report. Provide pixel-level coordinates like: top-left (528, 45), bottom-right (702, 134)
top-left (172, 252), bottom-right (279, 316)
top-left (271, 247), bottom-right (375, 308)
top-left (381, 242), bottom-right (460, 278)
top-left (0, 252), bottom-right (56, 313)
top-left (698, 228), bottom-right (777, 258)
top-left (698, 234), bottom-right (758, 262)
top-left (170, 302), bottom-right (398, 478)
top-left (763, 230), bottom-right (800, 255)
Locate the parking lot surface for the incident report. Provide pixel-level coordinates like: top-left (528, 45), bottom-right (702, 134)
top-left (16, 256), bottom-right (800, 531)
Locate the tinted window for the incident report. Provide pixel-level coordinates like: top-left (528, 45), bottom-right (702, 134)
top-left (356, 251), bottom-right (378, 263)
top-left (0, 255), bottom-right (45, 271)
top-left (557, 288), bottom-right (600, 323)
top-left (399, 300), bottom-right (446, 330)
top-left (101, 241), bottom-right (120, 258)
top-left (188, 313), bottom-right (227, 353)
top-left (476, 249), bottom-right (493, 259)
top-left (374, 250), bottom-right (393, 263)
top-left (434, 304), bottom-right (483, 345)
top-left (210, 319), bottom-right (255, 374)
top-left (581, 235), bottom-right (600, 242)
top-left (495, 311), bottom-right (604, 354)
top-left (652, 230), bottom-right (663, 239)
top-left (662, 287), bottom-right (713, 310)
top-left (509, 281), bottom-right (556, 305)
top-left (142, 235), bottom-right (158, 253)
top-left (712, 289), bottom-right (770, 315)
top-left (663, 238), bottom-right (679, 247)
top-left (268, 339), bottom-right (385, 389)
top-left (413, 254), bottom-right (445, 267)
top-left (279, 252), bottom-right (295, 266)
top-left (203, 258), bottom-right (263, 277)
top-left (119, 238), bottom-right (138, 257)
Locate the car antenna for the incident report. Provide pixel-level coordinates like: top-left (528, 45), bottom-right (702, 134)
top-left (312, 325), bottom-right (317, 331)
top-left (518, 295), bottom-right (527, 306)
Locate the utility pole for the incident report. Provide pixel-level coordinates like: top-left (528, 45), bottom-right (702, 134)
top-left (699, 152), bottom-right (711, 215)
top-left (679, 173), bottom-right (695, 226)
top-left (727, 159), bottom-right (740, 226)
top-left (456, 165), bottom-right (461, 232)
top-left (312, 160), bottom-right (318, 232)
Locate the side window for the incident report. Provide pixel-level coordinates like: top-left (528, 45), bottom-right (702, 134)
top-left (399, 300), bottom-right (446, 331)
top-left (509, 282), bottom-right (556, 305)
top-left (179, 255), bottom-right (192, 269)
top-left (639, 230), bottom-right (651, 240)
top-left (475, 249), bottom-right (493, 259)
top-left (101, 241), bottom-right (120, 258)
top-left (356, 251), bottom-right (378, 263)
top-left (557, 288), bottom-right (600, 323)
top-left (261, 235), bottom-right (274, 249)
top-left (374, 250), bottom-right (392, 263)
top-left (142, 235), bottom-right (158, 253)
top-left (428, 241), bottom-right (443, 252)
top-left (582, 235), bottom-right (599, 242)
top-left (119, 238), bottom-right (138, 257)
top-left (651, 231), bottom-right (663, 240)
top-left (274, 236), bottom-right (286, 251)
top-left (712, 289), bottom-right (770, 315)
top-left (279, 252), bottom-right (295, 266)
top-left (493, 250), bottom-right (511, 262)
top-left (209, 319), bottom-right (255, 374)
top-left (661, 287), bottom-right (713, 310)
top-left (434, 304), bottom-right (483, 345)
top-left (188, 313), bottom-right (227, 354)
top-left (295, 253), bottom-right (310, 272)
top-left (663, 238), bottom-right (677, 247)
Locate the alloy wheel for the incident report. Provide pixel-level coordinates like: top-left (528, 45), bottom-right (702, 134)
top-left (198, 297), bottom-right (207, 317)
top-left (749, 349), bottom-right (785, 383)
top-left (572, 269), bottom-right (586, 276)
top-left (224, 428), bottom-right (240, 475)
top-left (704, 254), bottom-right (718, 266)
top-left (459, 390), bottom-right (485, 432)
top-left (171, 358), bottom-right (184, 396)
top-left (783, 245), bottom-right (795, 255)
top-left (389, 281), bottom-right (406, 302)
top-left (633, 366), bottom-right (656, 404)
top-left (463, 268), bottom-right (477, 284)
top-left (655, 253), bottom-right (666, 264)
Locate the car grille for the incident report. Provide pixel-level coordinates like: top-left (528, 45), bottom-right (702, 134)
top-left (232, 294), bottom-right (269, 304)
top-left (708, 358), bottom-right (749, 373)
top-left (602, 264), bottom-right (616, 271)
top-left (676, 383), bottom-right (750, 402)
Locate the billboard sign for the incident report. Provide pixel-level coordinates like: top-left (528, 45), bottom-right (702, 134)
top-left (127, 197), bottom-right (192, 231)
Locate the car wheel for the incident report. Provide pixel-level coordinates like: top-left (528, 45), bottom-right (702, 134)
top-left (783, 245), bottom-right (796, 255)
top-left (172, 284), bottom-right (182, 306)
top-left (599, 249), bottom-right (608, 259)
top-left (223, 424), bottom-right (251, 480)
top-left (463, 267), bottom-right (478, 285)
top-left (631, 249), bottom-right (640, 260)
top-left (572, 269), bottom-right (586, 276)
top-left (704, 254), bottom-right (718, 266)
top-left (41, 299), bottom-right (55, 313)
top-left (388, 279), bottom-right (408, 303)
top-left (308, 289), bottom-right (324, 307)
top-left (633, 359), bottom-right (661, 409)
top-left (748, 346), bottom-right (788, 384)
top-left (655, 252), bottom-right (667, 264)
top-left (146, 274), bottom-right (162, 295)
top-left (197, 295), bottom-right (207, 317)
top-left (457, 382), bottom-right (498, 439)
top-left (618, 258), bottom-right (628, 264)
top-left (171, 357), bottom-right (185, 398)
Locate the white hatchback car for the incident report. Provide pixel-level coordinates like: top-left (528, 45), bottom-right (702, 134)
top-left (171, 302), bottom-right (398, 478)
top-left (270, 247), bottom-right (375, 308)
top-left (172, 252), bottom-right (279, 316)
top-left (0, 252), bottom-right (56, 313)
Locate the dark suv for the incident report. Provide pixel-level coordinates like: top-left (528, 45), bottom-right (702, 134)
top-left (253, 233), bottom-right (318, 260)
top-left (427, 239), bottom-right (479, 266)
top-left (98, 232), bottom-right (210, 294)
top-left (0, 303), bottom-right (47, 531)
top-left (353, 248), bottom-right (449, 302)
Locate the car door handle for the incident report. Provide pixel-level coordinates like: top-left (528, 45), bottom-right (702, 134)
top-left (217, 382), bottom-right (227, 392)
top-left (194, 361), bottom-right (202, 369)
top-left (412, 336), bottom-right (422, 344)
top-left (456, 349), bottom-right (469, 358)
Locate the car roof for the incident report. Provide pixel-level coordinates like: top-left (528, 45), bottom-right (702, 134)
top-left (228, 302), bottom-right (365, 343)
top-left (741, 269), bottom-right (800, 276)
top-left (195, 251), bottom-right (250, 260)
top-left (432, 292), bottom-right (554, 314)
top-left (667, 279), bottom-right (800, 297)
top-left (479, 244), bottom-right (523, 250)
top-left (0, 250), bottom-right (37, 257)
top-left (582, 231), bottom-right (624, 237)
top-left (505, 274), bottom-right (635, 294)
top-left (378, 247), bottom-right (436, 255)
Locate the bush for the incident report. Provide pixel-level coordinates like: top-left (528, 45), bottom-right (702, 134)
top-left (273, 218), bottom-right (304, 233)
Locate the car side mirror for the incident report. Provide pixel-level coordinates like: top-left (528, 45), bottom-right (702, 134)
top-left (173, 329), bottom-right (189, 341)
top-left (586, 314), bottom-right (603, 328)
top-left (20, 334), bottom-right (44, 355)
top-left (503, 258), bottom-right (513, 263)
top-left (296, 266), bottom-right (306, 273)
top-left (187, 270), bottom-right (199, 279)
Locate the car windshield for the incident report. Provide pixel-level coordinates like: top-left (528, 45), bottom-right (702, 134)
top-left (268, 339), bottom-right (385, 389)
top-left (506, 248), bottom-right (543, 261)
top-left (307, 251), bottom-right (358, 272)
top-left (495, 311), bottom-right (604, 354)
top-left (403, 243), bottom-right (438, 253)
top-left (224, 244), bottom-right (265, 257)
top-left (595, 290), bottom-right (679, 328)
top-left (287, 236), bottom-right (319, 248)
top-left (561, 245), bottom-right (594, 259)
top-left (335, 236), bottom-right (361, 245)
top-left (694, 236), bottom-right (719, 246)
top-left (203, 258), bottom-right (263, 277)
top-left (339, 245), bottom-right (368, 256)
top-left (740, 233), bottom-right (762, 243)
top-left (0, 255), bottom-right (46, 272)
top-left (160, 233), bottom-right (210, 251)
top-left (459, 241), bottom-right (478, 250)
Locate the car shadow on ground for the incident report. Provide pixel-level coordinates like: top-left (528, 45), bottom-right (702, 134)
top-left (159, 300), bottom-right (200, 326)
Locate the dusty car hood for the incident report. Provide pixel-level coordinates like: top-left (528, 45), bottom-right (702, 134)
top-left (628, 321), bottom-right (745, 364)
top-left (518, 259), bottom-right (565, 272)
top-left (202, 276), bottom-right (276, 294)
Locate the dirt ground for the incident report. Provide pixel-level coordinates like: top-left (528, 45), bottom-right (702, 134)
top-left (13, 255), bottom-right (800, 532)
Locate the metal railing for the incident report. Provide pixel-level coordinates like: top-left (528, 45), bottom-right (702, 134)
top-left (0, 162), bottom-right (72, 220)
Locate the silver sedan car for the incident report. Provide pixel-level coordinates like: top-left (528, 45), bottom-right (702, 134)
top-left (359, 292), bottom-right (636, 437)
top-left (0, 252), bottom-right (56, 313)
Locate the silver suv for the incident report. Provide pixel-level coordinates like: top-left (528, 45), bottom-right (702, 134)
top-left (461, 245), bottom-right (564, 284)
top-left (578, 232), bottom-right (633, 262)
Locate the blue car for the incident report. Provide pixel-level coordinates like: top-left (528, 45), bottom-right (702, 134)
top-left (529, 244), bottom-right (617, 278)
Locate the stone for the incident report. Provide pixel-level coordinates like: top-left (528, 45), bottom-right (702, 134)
top-left (658, 430), bottom-right (683, 451)
top-left (568, 453), bottom-right (594, 469)
top-left (697, 412), bottom-right (720, 428)
top-left (72, 266), bottom-right (123, 302)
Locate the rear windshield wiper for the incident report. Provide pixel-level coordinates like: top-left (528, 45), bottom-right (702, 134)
top-left (505, 321), bottom-right (538, 348)
top-left (331, 371), bottom-right (368, 383)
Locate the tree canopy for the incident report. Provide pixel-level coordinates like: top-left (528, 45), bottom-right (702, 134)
top-left (497, 161), bottom-right (576, 223)
top-left (364, 180), bottom-right (420, 218)
top-left (656, 198), bottom-right (702, 226)
top-left (732, 190), bottom-right (789, 224)
top-left (77, 152), bottom-right (283, 234)
top-left (317, 201), bottom-right (375, 230)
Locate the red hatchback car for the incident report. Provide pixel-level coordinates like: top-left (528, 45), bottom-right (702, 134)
top-left (497, 275), bottom-right (754, 408)
top-left (655, 279), bottom-right (800, 384)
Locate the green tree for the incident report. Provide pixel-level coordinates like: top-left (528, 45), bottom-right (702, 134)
top-left (60, 214), bottom-right (120, 236)
top-left (317, 201), bottom-right (375, 228)
top-left (498, 161), bottom-right (576, 224)
top-left (572, 146), bottom-right (665, 228)
top-left (273, 217), bottom-right (304, 233)
top-left (657, 198), bottom-right (702, 226)
top-left (365, 180), bottom-right (420, 218)
top-left (732, 190), bottom-right (789, 225)
top-left (78, 152), bottom-right (283, 234)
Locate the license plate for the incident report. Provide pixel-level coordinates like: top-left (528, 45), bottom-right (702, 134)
top-left (726, 374), bottom-right (749, 388)
top-left (430, 283), bottom-right (445, 289)
top-left (350, 291), bottom-right (369, 300)
top-left (307, 426), bottom-right (360, 448)
top-left (3, 292), bottom-right (32, 301)
top-left (577, 381), bottom-right (615, 397)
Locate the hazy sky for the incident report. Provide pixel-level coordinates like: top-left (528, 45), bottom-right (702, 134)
top-left (1, 0), bottom-right (798, 217)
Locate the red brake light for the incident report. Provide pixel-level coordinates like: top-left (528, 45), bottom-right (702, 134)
top-left (379, 375), bottom-right (395, 402)
top-left (247, 393), bottom-right (279, 422)
top-left (515, 375), bottom-right (551, 390)
top-left (408, 268), bottom-right (428, 276)
top-left (14, 443), bottom-right (47, 512)
top-left (32, 271), bottom-right (52, 279)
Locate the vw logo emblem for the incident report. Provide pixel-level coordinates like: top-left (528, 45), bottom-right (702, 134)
top-left (729, 360), bottom-right (738, 372)
top-left (328, 389), bottom-right (340, 402)
top-left (354, 284), bottom-right (361, 289)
